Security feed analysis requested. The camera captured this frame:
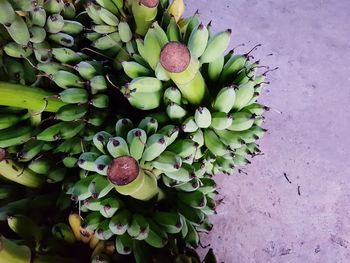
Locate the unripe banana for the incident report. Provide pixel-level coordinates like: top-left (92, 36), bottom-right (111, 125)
top-left (52, 70), bottom-right (83, 89)
top-left (214, 128), bottom-right (244, 149)
top-left (127, 213), bottom-right (149, 240)
top-left (95, 220), bottom-right (114, 240)
top-left (47, 167), bottom-right (66, 183)
top-left (28, 157), bottom-right (52, 174)
top-left (107, 136), bottom-right (130, 158)
top-left (208, 55), bottom-right (225, 82)
top-left (52, 223), bottom-right (76, 244)
top-left (33, 41), bottom-right (51, 63)
top-left (188, 129), bottom-right (204, 147)
top-left (91, 94), bottom-right (109, 109)
top-left (158, 124), bottom-right (180, 145)
top-left (200, 29), bottom-right (232, 64)
top-left (166, 16), bottom-right (181, 41)
top-left (98, 6), bottom-right (119, 26)
top-left (115, 118), bottom-right (134, 138)
top-left (153, 212), bottom-right (183, 234)
top-left (59, 88), bottom-right (89, 104)
top-left (220, 54), bottom-right (247, 83)
top-left (151, 21), bottom-right (168, 46)
top-left (127, 128), bottom-right (147, 160)
top-left (61, 20), bottom-right (84, 35)
top-left (211, 112), bottom-right (233, 130)
top-left (138, 117), bottom-right (158, 134)
top-left (56, 104), bottom-right (88, 121)
top-left (4, 15), bottom-right (30, 45)
top-left (188, 23), bottom-right (209, 58)
top-left (100, 197), bottom-right (123, 218)
top-left (163, 86), bottom-right (182, 105)
top-left (163, 164), bottom-right (194, 182)
top-left (0, 0), bottom-right (16, 24)
top-left (177, 190), bottom-right (207, 209)
top-left (128, 77), bottom-right (163, 93)
top-left (115, 233), bottom-right (133, 255)
top-left (152, 150), bottom-right (182, 172)
top-left (141, 27), bottom-right (162, 69)
top-left (233, 81), bottom-right (255, 110)
top-left (92, 25), bottom-right (118, 34)
top-left (0, 234), bottom-right (31, 263)
top-left (78, 152), bottom-right (100, 171)
top-left (155, 62), bottom-right (170, 81)
top-left (62, 2), bottom-right (76, 19)
top-left (46, 14), bottom-right (64, 34)
top-left (109, 209), bottom-right (131, 235)
top-left (90, 75), bottom-right (108, 94)
top-left (194, 107), bottom-right (212, 128)
top-left (44, 0), bottom-right (64, 13)
top-left (122, 61), bottom-right (152, 79)
top-left (183, 12), bottom-right (200, 44)
top-left (51, 47), bottom-right (81, 63)
top-left (204, 129), bottom-right (229, 156)
top-left (168, 139), bottom-right (198, 158)
top-left (94, 155), bottom-right (112, 175)
top-left (118, 21), bottom-right (132, 43)
top-left (180, 117), bottom-right (198, 133)
top-left (228, 112), bottom-right (255, 131)
top-left (89, 174), bottom-right (114, 199)
top-left (0, 123), bottom-right (32, 148)
top-left (48, 32), bottom-right (74, 47)
top-left (212, 85), bottom-right (236, 113)
top-left (96, 0), bottom-right (120, 14)
top-left (31, 6), bottom-right (47, 27)
top-left (126, 89), bottom-right (163, 110)
top-left (7, 215), bottom-right (42, 243)
top-left (145, 218), bottom-right (168, 248)
top-left (3, 42), bottom-right (33, 58)
top-left (142, 133), bottom-right (167, 162)
top-left (29, 26), bottom-right (46, 43)
top-left (0, 112), bottom-right (25, 129)
top-left (166, 102), bottom-right (187, 122)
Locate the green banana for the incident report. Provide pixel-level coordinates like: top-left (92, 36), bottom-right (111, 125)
top-left (200, 29), bottom-right (231, 63)
top-left (188, 23), bottom-right (209, 58)
top-left (52, 223), bottom-right (76, 244)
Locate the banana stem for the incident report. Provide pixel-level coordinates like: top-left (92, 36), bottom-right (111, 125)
top-left (0, 82), bottom-right (66, 113)
top-left (132, 0), bottom-right (159, 36)
top-left (108, 156), bottom-right (159, 200)
top-left (0, 159), bottom-right (45, 188)
top-left (0, 234), bottom-right (31, 263)
top-left (160, 42), bottom-right (207, 105)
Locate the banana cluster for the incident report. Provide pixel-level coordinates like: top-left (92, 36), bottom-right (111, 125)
top-left (119, 11), bottom-right (270, 175)
top-left (70, 116), bottom-right (216, 252)
top-left (84, 0), bottom-right (173, 71)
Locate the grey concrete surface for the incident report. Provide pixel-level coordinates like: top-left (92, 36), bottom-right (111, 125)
top-left (184, 0), bottom-right (350, 262)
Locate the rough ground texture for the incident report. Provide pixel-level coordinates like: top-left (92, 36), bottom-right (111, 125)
top-left (185, 0), bottom-right (350, 262)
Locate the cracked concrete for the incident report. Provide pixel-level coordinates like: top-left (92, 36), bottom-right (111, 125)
top-left (185, 0), bottom-right (350, 262)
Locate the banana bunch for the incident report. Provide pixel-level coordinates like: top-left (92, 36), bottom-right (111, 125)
top-left (0, 0), bottom-right (82, 61)
top-left (118, 11), bottom-right (271, 174)
top-left (75, 116), bottom-right (182, 201)
top-left (84, 0), bottom-right (174, 71)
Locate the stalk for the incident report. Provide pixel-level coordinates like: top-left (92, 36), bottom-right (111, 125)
top-left (107, 156), bottom-right (159, 200)
top-left (132, 0), bottom-right (159, 36)
top-left (160, 42), bottom-right (207, 105)
top-left (0, 159), bottom-right (45, 188)
top-left (0, 234), bottom-right (31, 263)
top-left (0, 82), bottom-right (66, 112)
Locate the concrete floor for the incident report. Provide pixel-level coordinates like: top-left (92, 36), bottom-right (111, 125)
top-left (184, 0), bottom-right (350, 262)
